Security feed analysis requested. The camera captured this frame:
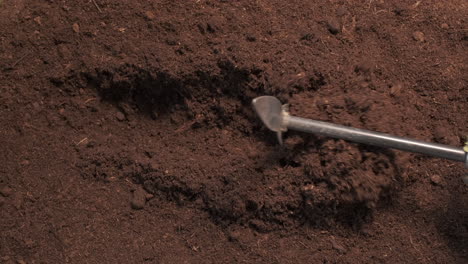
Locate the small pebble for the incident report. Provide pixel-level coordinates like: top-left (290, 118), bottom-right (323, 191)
top-left (1, 186), bottom-right (13, 197)
top-left (430, 175), bottom-right (442, 185)
top-left (130, 188), bottom-right (147, 210)
top-left (116, 111), bottom-right (126, 121)
top-left (441, 23), bottom-right (449, 29)
top-left (412, 31), bottom-right (425, 42)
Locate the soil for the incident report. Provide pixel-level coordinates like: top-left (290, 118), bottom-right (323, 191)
top-left (1, 0), bottom-right (467, 263)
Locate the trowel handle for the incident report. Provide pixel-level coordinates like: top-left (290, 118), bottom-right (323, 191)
top-left (285, 115), bottom-right (467, 163)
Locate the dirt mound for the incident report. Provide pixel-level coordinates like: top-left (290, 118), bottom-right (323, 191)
top-left (300, 140), bottom-right (399, 226)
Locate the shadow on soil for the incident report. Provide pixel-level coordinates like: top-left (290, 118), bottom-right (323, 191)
top-left (435, 184), bottom-right (468, 259)
top-left (80, 61), bottom-right (264, 122)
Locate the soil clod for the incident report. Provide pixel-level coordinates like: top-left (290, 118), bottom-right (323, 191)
top-left (116, 111), bottom-right (126, 121)
top-left (390, 83), bottom-right (403, 96)
top-left (430, 175), bottom-right (443, 185)
top-left (412, 31), bottom-right (425, 42)
top-left (145, 11), bottom-right (156, 20)
top-left (1, 186), bottom-right (13, 197)
top-left (354, 61), bottom-right (373, 74)
top-left (12, 193), bottom-right (23, 210)
top-left (327, 20), bottom-right (341, 35)
top-left (336, 6), bottom-right (347, 17)
top-left (33, 16), bottom-right (42, 25)
top-left (331, 239), bottom-right (347, 254)
top-left (131, 188), bottom-right (147, 210)
top-left (72, 23), bottom-right (80, 33)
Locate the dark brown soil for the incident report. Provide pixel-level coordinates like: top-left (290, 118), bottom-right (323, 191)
top-left (1, 0), bottom-right (467, 263)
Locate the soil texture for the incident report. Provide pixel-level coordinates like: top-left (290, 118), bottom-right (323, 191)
top-left (1, 0), bottom-right (467, 263)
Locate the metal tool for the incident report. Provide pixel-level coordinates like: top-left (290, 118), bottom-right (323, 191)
top-left (252, 96), bottom-right (468, 183)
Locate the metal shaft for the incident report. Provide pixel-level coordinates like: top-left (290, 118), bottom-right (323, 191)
top-left (285, 115), bottom-right (467, 162)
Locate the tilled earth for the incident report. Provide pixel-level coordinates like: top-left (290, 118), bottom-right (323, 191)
top-left (1, 0), bottom-right (467, 263)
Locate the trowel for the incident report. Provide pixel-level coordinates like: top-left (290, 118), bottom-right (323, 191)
top-left (252, 96), bottom-right (468, 184)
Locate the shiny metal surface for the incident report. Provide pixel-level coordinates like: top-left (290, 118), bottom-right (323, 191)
top-left (252, 96), bottom-right (467, 163)
top-left (285, 116), bottom-right (466, 162)
top-left (252, 96), bottom-right (285, 132)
